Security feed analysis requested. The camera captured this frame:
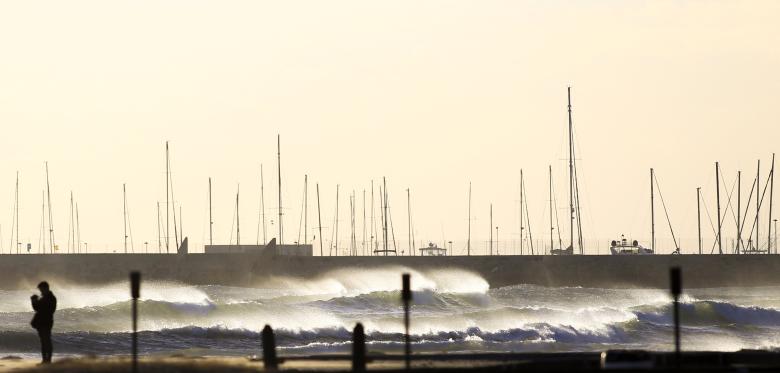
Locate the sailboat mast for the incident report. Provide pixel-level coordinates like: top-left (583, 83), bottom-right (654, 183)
top-left (737, 171), bottom-right (742, 253)
top-left (489, 203), bottom-right (493, 255)
top-left (45, 162), bottom-right (54, 253)
top-left (651, 168), bottom-right (655, 252)
top-left (277, 135), bottom-right (283, 245)
top-left (165, 142), bottom-right (170, 253)
top-left (260, 164), bottom-right (266, 244)
top-left (209, 178), bottom-right (213, 246)
top-left (520, 170), bottom-right (525, 255)
top-left (69, 192), bottom-right (74, 254)
top-left (697, 187), bottom-right (702, 255)
top-left (362, 190), bottom-right (366, 256)
top-left (236, 185), bottom-right (240, 246)
top-left (124, 184), bottom-right (128, 254)
top-left (467, 182), bottom-right (472, 256)
top-left (75, 202), bottom-right (80, 254)
top-left (716, 162), bottom-right (722, 254)
top-left (316, 183), bottom-right (323, 256)
top-left (567, 87), bottom-right (575, 252)
top-left (769, 154), bottom-right (775, 254)
top-left (383, 177), bottom-right (388, 256)
top-left (371, 180), bottom-right (375, 254)
top-left (549, 165), bottom-right (554, 254)
top-left (756, 160), bottom-right (761, 251)
top-left (335, 184), bottom-right (340, 255)
top-left (304, 175), bottom-right (308, 245)
top-left (407, 188), bottom-right (412, 256)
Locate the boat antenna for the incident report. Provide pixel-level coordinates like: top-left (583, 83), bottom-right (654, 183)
top-left (277, 135), bottom-right (283, 245)
top-left (316, 183), bottom-right (324, 256)
top-left (45, 162), bottom-right (55, 253)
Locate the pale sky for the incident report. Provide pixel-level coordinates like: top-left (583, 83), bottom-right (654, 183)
top-left (1, 1), bottom-right (778, 255)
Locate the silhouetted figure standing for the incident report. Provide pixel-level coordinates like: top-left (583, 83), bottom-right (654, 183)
top-left (30, 281), bottom-right (57, 364)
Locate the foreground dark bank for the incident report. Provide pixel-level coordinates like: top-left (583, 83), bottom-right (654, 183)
top-left (8, 351), bottom-right (780, 372)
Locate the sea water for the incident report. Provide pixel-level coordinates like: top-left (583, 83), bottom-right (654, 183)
top-left (1, 267), bottom-right (780, 357)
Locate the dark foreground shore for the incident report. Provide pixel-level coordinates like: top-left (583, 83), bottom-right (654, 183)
top-left (4, 351), bottom-right (780, 372)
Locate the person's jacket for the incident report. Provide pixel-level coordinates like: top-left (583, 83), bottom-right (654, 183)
top-left (31, 291), bottom-right (57, 330)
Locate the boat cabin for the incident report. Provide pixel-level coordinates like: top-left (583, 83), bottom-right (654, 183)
top-left (419, 243), bottom-right (447, 256)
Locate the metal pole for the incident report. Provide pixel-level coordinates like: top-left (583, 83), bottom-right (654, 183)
top-left (467, 182), bottom-right (471, 256)
top-left (757, 160), bottom-right (761, 252)
top-left (124, 184), bottom-right (128, 253)
top-left (737, 171), bottom-right (742, 254)
top-left (768, 154), bottom-right (775, 254)
top-left (549, 165), bottom-right (554, 255)
top-left (209, 177), bottom-right (213, 246)
top-left (567, 87), bottom-right (574, 252)
top-left (165, 142), bottom-right (169, 253)
top-left (277, 135), bottom-right (283, 245)
top-left (651, 168), bottom-right (655, 253)
top-left (520, 170), bottom-right (524, 255)
top-left (489, 204), bottom-right (493, 255)
top-left (316, 184), bottom-right (323, 256)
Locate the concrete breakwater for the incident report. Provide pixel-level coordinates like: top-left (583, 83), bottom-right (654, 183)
top-left (1, 253), bottom-right (779, 290)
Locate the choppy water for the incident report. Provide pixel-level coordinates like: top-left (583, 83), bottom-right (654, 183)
top-left (2, 266), bottom-right (780, 357)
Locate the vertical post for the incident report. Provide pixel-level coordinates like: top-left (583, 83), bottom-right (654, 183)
top-left (165, 142), bottom-right (169, 253)
top-left (567, 87), bottom-right (574, 253)
top-left (352, 323), bottom-right (366, 373)
top-left (262, 325), bottom-right (278, 371)
top-left (467, 182), bottom-right (471, 256)
top-left (362, 190), bottom-right (366, 256)
top-left (316, 184), bottom-right (323, 256)
top-left (737, 172), bottom-right (741, 254)
top-left (670, 267), bottom-right (682, 368)
top-left (716, 162), bottom-right (722, 254)
top-left (697, 188), bottom-right (702, 255)
top-left (304, 175), bottom-right (308, 245)
top-left (401, 274), bottom-right (412, 371)
top-left (209, 177), bottom-right (213, 246)
top-left (236, 185), bottom-right (240, 246)
top-left (651, 168), bottom-right (655, 253)
top-left (383, 178), bottom-right (388, 256)
top-left (335, 185), bottom-right (340, 256)
top-left (130, 271), bottom-right (141, 373)
top-left (768, 154), bottom-right (775, 254)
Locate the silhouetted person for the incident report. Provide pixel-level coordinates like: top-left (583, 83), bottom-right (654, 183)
top-left (30, 281), bottom-right (57, 364)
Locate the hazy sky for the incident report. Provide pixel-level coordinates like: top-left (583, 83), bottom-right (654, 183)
top-left (1, 1), bottom-right (779, 255)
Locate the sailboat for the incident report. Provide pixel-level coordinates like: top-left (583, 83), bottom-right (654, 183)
top-left (552, 87), bottom-right (580, 255)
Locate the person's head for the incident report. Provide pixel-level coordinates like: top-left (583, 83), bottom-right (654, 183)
top-left (37, 281), bottom-right (49, 293)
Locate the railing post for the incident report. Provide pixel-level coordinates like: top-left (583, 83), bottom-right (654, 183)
top-left (402, 273), bottom-right (412, 371)
top-left (130, 271), bottom-right (141, 373)
top-left (352, 323), bottom-right (366, 373)
top-left (262, 324), bottom-right (278, 371)
top-left (670, 267), bottom-right (682, 368)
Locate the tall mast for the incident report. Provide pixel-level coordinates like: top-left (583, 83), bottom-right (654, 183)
top-left (407, 188), bottom-right (412, 256)
top-left (236, 185), bottom-right (240, 246)
top-left (277, 135), bottom-right (283, 245)
top-left (371, 180), bottom-right (375, 254)
top-left (651, 168), bottom-right (655, 253)
top-left (165, 142), bottom-right (170, 253)
top-left (124, 184), bottom-right (128, 254)
top-left (157, 202), bottom-right (161, 253)
top-left (489, 203), bottom-right (493, 255)
top-left (362, 190), bottom-right (366, 256)
top-left (45, 162), bottom-right (54, 253)
top-left (520, 170), bottom-right (525, 255)
top-left (69, 192), bottom-right (74, 253)
top-left (769, 154), bottom-right (775, 254)
top-left (716, 162), bottom-right (722, 254)
top-left (316, 183), bottom-right (323, 256)
top-left (737, 171), bottom-right (742, 253)
top-left (335, 184), bottom-right (340, 255)
top-left (549, 165), bottom-right (554, 254)
top-left (209, 178), bottom-right (213, 246)
top-left (76, 202), bottom-right (80, 254)
top-left (756, 160), bottom-right (761, 251)
top-left (697, 187), bottom-right (702, 255)
top-left (15, 171), bottom-right (20, 253)
top-left (467, 182), bottom-right (472, 256)
top-left (304, 175), bottom-right (308, 245)
top-left (567, 87), bottom-right (575, 252)
top-left (260, 164), bottom-right (266, 244)
top-left (383, 177), bottom-right (388, 256)
top-left (350, 192), bottom-right (356, 255)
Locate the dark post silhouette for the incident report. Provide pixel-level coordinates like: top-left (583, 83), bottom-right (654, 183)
top-left (30, 281), bottom-right (57, 364)
top-left (401, 273), bottom-right (412, 371)
top-left (670, 267), bottom-right (682, 367)
top-left (262, 325), bottom-right (278, 371)
top-left (352, 323), bottom-right (366, 373)
top-left (130, 272), bottom-right (140, 373)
